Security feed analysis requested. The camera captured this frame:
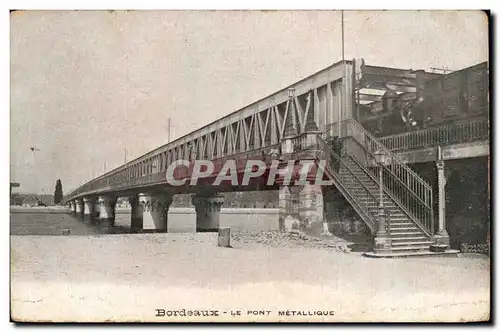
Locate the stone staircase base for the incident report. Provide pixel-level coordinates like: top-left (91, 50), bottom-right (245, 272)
top-left (363, 249), bottom-right (460, 258)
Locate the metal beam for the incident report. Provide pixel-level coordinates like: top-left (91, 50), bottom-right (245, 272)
top-left (364, 81), bottom-right (417, 93)
top-left (358, 93), bottom-right (382, 102)
top-left (396, 140), bottom-right (489, 164)
top-left (362, 65), bottom-right (418, 79)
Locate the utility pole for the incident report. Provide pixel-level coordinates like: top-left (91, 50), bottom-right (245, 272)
top-left (30, 146), bottom-right (40, 194)
top-left (341, 10), bottom-right (345, 61)
top-left (167, 117), bottom-right (171, 143)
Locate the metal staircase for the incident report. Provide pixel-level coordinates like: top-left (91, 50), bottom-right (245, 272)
top-left (317, 119), bottom-right (435, 254)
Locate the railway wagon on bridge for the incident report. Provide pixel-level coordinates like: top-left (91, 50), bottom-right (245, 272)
top-left (358, 61), bottom-right (489, 138)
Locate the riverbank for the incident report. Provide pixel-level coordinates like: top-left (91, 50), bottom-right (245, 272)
top-left (10, 233), bottom-right (490, 322)
top-left (10, 206), bottom-right (70, 214)
top-left (10, 208), bottom-right (280, 235)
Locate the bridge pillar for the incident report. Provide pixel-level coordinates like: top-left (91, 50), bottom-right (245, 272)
top-left (129, 195), bottom-right (143, 231)
top-left (192, 194), bottom-right (224, 232)
top-left (75, 198), bottom-right (84, 218)
top-left (70, 200), bottom-right (76, 215)
top-left (298, 184), bottom-right (324, 232)
top-left (279, 186), bottom-right (300, 231)
top-left (98, 196), bottom-right (117, 228)
top-left (138, 193), bottom-right (173, 232)
top-left (433, 159), bottom-right (450, 248)
top-left (83, 197), bottom-right (97, 222)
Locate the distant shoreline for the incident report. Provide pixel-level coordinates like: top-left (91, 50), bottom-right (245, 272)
top-left (10, 206), bottom-right (279, 215)
top-left (10, 206), bottom-right (70, 214)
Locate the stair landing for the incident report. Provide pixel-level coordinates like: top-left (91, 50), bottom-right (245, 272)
top-left (363, 249), bottom-right (460, 258)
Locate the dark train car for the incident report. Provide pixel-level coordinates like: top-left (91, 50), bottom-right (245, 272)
top-left (418, 62), bottom-right (489, 128)
top-left (359, 62), bottom-right (489, 137)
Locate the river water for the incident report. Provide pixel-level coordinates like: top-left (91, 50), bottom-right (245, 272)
top-left (10, 213), bottom-right (134, 236)
top-left (10, 209), bottom-right (280, 236)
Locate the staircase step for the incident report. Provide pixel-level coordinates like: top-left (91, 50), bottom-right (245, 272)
top-left (368, 211), bottom-right (406, 217)
top-left (342, 184), bottom-right (378, 191)
top-left (367, 209), bottom-right (404, 215)
top-left (388, 246), bottom-right (432, 253)
top-left (340, 174), bottom-right (375, 180)
top-left (355, 195), bottom-right (394, 201)
top-left (390, 223), bottom-right (418, 228)
top-left (390, 227), bottom-right (416, 231)
top-left (388, 217), bottom-right (411, 221)
top-left (390, 227), bottom-right (420, 232)
top-left (390, 231), bottom-right (424, 236)
top-left (349, 191), bottom-right (380, 196)
top-left (344, 173), bottom-right (370, 178)
top-left (391, 236), bottom-right (429, 242)
top-left (389, 220), bottom-right (413, 224)
top-left (342, 178), bottom-right (376, 183)
top-left (341, 183), bottom-right (380, 188)
top-left (391, 241), bottom-right (433, 247)
top-left (359, 200), bottom-right (394, 205)
top-left (342, 185), bottom-right (377, 190)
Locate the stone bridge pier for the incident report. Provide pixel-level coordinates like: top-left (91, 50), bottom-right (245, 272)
top-left (98, 196), bottom-right (117, 229)
top-left (75, 198), bottom-right (84, 219)
top-left (298, 184), bottom-right (325, 233)
top-left (129, 195), bottom-right (142, 231)
top-left (83, 197), bottom-right (98, 222)
top-left (192, 194), bottom-right (225, 232)
top-left (135, 193), bottom-right (173, 232)
top-left (70, 200), bottom-right (77, 215)
top-left (279, 184), bottom-right (325, 234)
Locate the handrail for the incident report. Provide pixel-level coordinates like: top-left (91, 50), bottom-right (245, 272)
top-left (344, 119), bottom-right (433, 190)
top-left (347, 136), bottom-right (432, 210)
top-left (379, 118), bottom-right (489, 152)
top-left (317, 137), bottom-right (379, 231)
top-left (347, 152), bottom-right (433, 237)
top-left (340, 119), bottom-right (434, 235)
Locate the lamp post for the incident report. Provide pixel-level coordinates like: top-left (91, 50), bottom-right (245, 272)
top-left (373, 149), bottom-right (390, 252)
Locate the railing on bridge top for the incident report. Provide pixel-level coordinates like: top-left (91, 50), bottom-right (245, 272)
top-left (339, 119), bottom-right (434, 236)
top-left (378, 118), bottom-right (489, 152)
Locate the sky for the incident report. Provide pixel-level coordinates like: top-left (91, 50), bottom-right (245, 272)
top-left (10, 10), bottom-right (488, 195)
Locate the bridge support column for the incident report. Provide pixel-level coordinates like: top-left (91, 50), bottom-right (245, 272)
top-left (83, 197), bottom-right (97, 223)
top-left (298, 184), bottom-right (325, 232)
top-left (433, 159), bottom-right (450, 248)
top-left (279, 186), bottom-right (299, 231)
top-left (70, 200), bottom-right (76, 215)
top-left (138, 193), bottom-right (173, 232)
top-left (129, 195), bottom-right (143, 231)
top-left (98, 196), bottom-right (117, 228)
top-left (75, 198), bottom-right (84, 219)
top-left (192, 194), bottom-right (224, 232)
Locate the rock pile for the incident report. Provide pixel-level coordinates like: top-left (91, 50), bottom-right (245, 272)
top-left (231, 229), bottom-right (352, 252)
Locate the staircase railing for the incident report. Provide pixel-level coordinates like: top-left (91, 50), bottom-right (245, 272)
top-left (317, 137), bottom-right (378, 232)
top-left (339, 119), bottom-right (434, 236)
top-left (379, 118), bottom-right (489, 152)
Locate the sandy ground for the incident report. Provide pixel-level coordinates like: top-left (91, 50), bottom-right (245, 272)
top-left (10, 233), bottom-right (490, 323)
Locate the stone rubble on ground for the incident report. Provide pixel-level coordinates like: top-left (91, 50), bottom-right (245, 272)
top-left (231, 229), bottom-right (352, 252)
